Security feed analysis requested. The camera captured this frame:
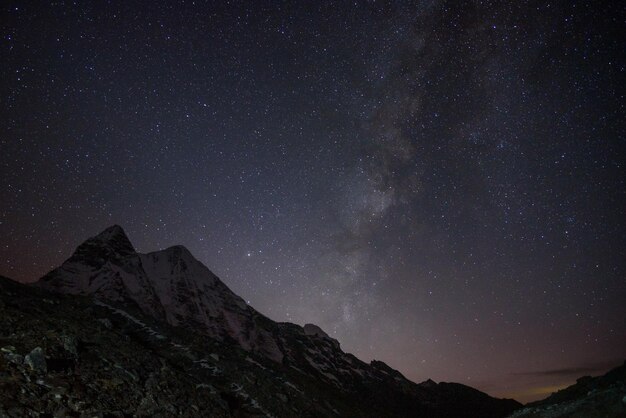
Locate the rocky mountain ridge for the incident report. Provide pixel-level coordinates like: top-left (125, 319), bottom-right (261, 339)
top-left (1, 225), bottom-right (523, 416)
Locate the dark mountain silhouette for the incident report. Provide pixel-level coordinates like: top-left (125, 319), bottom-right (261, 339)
top-left (1, 225), bottom-right (522, 416)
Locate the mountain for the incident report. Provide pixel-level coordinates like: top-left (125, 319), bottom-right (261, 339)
top-left (507, 362), bottom-right (626, 418)
top-left (39, 225), bottom-right (283, 362)
top-left (0, 225), bottom-right (522, 416)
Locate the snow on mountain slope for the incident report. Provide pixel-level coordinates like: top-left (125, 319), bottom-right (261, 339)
top-left (38, 225), bottom-right (165, 319)
top-left (138, 245), bottom-right (283, 362)
top-left (38, 225), bottom-right (284, 362)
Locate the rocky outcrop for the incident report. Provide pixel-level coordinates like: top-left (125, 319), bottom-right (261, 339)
top-left (24, 347), bottom-right (47, 374)
top-left (304, 323), bottom-right (340, 349)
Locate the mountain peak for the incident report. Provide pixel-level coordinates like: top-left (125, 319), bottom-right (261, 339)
top-left (97, 224), bottom-right (126, 237)
top-left (420, 378), bottom-right (438, 388)
top-left (91, 225), bottom-right (135, 256)
top-left (163, 245), bottom-right (192, 256)
top-left (95, 224), bottom-right (129, 242)
top-left (45, 225), bottom-right (136, 271)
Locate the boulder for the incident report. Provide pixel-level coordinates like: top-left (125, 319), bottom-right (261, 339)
top-left (25, 347), bottom-right (47, 374)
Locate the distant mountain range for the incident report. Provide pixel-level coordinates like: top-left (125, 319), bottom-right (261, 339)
top-left (0, 225), bottom-right (620, 416)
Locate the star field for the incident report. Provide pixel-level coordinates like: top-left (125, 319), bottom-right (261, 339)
top-left (1, 1), bottom-right (624, 402)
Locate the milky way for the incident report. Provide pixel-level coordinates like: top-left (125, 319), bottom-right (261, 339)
top-left (1, 1), bottom-right (624, 402)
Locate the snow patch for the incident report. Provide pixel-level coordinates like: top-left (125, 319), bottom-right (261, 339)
top-left (245, 356), bottom-right (266, 370)
top-left (230, 382), bottom-right (276, 418)
top-left (194, 359), bottom-right (221, 376)
top-left (94, 300), bottom-right (165, 340)
top-left (283, 381), bottom-right (303, 393)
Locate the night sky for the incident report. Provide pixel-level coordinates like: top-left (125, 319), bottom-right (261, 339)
top-left (1, 1), bottom-right (624, 403)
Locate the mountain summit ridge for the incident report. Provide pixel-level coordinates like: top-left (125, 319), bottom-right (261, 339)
top-left (91, 224), bottom-right (136, 255)
top-left (34, 225), bottom-right (522, 417)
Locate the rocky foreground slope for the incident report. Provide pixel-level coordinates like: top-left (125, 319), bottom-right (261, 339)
top-left (1, 225), bottom-right (522, 417)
